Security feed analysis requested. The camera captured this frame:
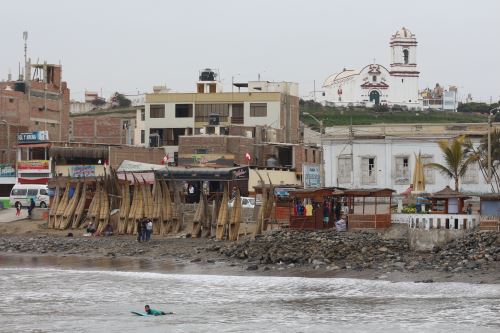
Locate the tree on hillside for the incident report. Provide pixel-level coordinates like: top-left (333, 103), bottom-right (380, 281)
top-left (457, 102), bottom-right (500, 114)
top-left (426, 136), bottom-right (473, 191)
top-left (111, 92), bottom-right (132, 108)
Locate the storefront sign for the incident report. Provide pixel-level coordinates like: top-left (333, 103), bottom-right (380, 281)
top-left (17, 131), bottom-right (49, 144)
top-left (303, 164), bottom-right (321, 189)
top-left (0, 164), bottom-right (16, 177)
top-left (178, 154), bottom-right (235, 167)
top-left (69, 165), bottom-right (96, 178)
top-left (17, 160), bottom-right (50, 170)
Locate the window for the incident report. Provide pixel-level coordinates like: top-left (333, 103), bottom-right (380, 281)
top-left (372, 75), bottom-right (377, 82)
top-left (140, 109), bottom-right (145, 121)
top-left (462, 162), bottom-right (479, 184)
top-left (361, 157), bottom-right (376, 184)
top-left (195, 104), bottom-right (229, 122)
top-left (50, 123), bottom-right (55, 128)
top-left (231, 104), bottom-right (244, 124)
top-left (9, 98), bottom-right (14, 103)
top-left (175, 104), bottom-right (193, 118)
top-left (421, 156), bottom-right (435, 184)
top-left (395, 156), bottom-right (410, 184)
top-left (11, 189), bottom-right (27, 196)
top-left (195, 148), bottom-right (209, 154)
top-left (250, 103), bottom-right (267, 117)
top-left (403, 49), bottom-right (409, 64)
top-left (27, 189), bottom-right (38, 196)
top-left (149, 104), bottom-right (165, 118)
top-left (140, 130), bottom-right (145, 144)
top-left (39, 189), bottom-right (48, 195)
top-left (337, 157), bottom-right (352, 184)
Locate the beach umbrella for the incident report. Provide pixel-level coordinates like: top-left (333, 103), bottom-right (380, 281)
top-left (412, 152), bottom-right (426, 192)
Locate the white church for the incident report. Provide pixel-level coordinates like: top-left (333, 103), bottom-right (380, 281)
top-left (321, 27), bottom-right (421, 109)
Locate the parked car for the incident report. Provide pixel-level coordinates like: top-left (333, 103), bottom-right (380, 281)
top-left (9, 184), bottom-right (49, 208)
top-left (228, 196), bottom-right (260, 209)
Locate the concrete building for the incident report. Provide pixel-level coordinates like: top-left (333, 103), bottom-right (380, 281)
top-left (0, 122), bottom-right (29, 195)
top-left (320, 27), bottom-right (420, 109)
top-left (132, 69), bottom-right (320, 178)
top-left (136, 69), bottom-right (300, 152)
top-left (323, 123), bottom-right (496, 194)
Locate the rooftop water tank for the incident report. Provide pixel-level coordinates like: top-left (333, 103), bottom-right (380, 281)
top-left (199, 68), bottom-right (217, 81)
top-left (266, 156), bottom-right (278, 167)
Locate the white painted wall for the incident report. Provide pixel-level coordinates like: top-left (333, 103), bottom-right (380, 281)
top-left (243, 101), bottom-right (281, 127)
top-left (324, 137), bottom-right (491, 194)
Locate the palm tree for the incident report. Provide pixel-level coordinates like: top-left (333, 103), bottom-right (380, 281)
top-left (465, 129), bottom-right (500, 192)
top-left (426, 136), bottom-right (472, 191)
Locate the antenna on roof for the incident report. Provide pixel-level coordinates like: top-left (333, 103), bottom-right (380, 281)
top-left (23, 31), bottom-right (28, 64)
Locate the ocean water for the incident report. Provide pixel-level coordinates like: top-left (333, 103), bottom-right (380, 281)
top-left (0, 267), bottom-right (499, 333)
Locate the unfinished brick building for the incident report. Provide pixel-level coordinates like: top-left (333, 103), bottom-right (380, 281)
top-left (0, 62), bottom-right (70, 142)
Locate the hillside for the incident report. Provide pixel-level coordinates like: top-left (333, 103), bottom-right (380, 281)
top-left (300, 104), bottom-right (488, 128)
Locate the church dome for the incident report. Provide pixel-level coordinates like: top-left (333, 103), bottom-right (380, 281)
top-left (393, 27), bottom-right (414, 39)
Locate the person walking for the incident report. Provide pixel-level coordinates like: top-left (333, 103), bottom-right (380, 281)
top-left (27, 198), bottom-right (36, 219)
top-left (15, 201), bottom-right (22, 216)
top-left (146, 219), bottom-right (153, 241)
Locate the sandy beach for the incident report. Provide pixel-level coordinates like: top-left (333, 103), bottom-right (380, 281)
top-left (0, 217), bottom-right (498, 284)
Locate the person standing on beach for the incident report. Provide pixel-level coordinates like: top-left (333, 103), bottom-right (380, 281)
top-left (146, 219), bottom-right (153, 241)
top-left (15, 201), bottom-right (21, 216)
top-left (140, 219), bottom-right (147, 242)
top-left (137, 219), bottom-right (144, 242)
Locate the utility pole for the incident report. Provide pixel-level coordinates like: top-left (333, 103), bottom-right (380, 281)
top-left (488, 113), bottom-right (492, 183)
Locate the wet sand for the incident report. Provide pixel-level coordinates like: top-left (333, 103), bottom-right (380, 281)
top-left (0, 218), bottom-right (499, 284)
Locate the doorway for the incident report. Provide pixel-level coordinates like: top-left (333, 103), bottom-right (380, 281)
top-left (369, 90), bottom-right (380, 105)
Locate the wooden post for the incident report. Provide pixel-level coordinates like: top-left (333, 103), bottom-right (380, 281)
top-left (374, 196), bottom-right (378, 229)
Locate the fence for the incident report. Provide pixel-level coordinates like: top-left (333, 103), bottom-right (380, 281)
top-left (392, 213), bottom-right (480, 230)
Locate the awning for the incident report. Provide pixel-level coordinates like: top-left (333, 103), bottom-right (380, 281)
top-left (155, 166), bottom-right (249, 181)
top-left (50, 146), bottom-right (108, 159)
top-left (18, 177), bottom-right (49, 185)
top-left (14, 143), bottom-right (51, 148)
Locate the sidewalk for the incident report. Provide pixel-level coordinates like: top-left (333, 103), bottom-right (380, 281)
top-left (0, 208), bottom-right (30, 223)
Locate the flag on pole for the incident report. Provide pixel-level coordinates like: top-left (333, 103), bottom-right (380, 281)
top-left (161, 154), bottom-right (169, 165)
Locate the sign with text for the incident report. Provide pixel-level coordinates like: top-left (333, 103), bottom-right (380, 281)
top-left (303, 164), bottom-right (321, 189)
top-left (17, 131), bottom-right (49, 144)
top-left (69, 165), bottom-right (96, 178)
top-left (178, 154), bottom-right (235, 167)
top-left (17, 160), bottom-right (50, 170)
top-left (0, 164), bottom-right (16, 177)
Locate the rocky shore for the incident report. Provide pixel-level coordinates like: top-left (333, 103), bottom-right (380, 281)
top-left (0, 220), bottom-right (498, 283)
top-left (217, 230), bottom-right (499, 276)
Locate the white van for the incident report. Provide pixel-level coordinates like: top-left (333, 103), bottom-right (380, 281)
top-left (9, 184), bottom-right (49, 208)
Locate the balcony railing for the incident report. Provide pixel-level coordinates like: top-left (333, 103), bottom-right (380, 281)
top-left (391, 213), bottom-right (480, 230)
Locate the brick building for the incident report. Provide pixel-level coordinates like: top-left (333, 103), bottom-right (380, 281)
top-left (69, 107), bottom-right (137, 145)
top-left (0, 62), bottom-right (70, 142)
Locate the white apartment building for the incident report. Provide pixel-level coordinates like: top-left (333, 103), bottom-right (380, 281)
top-left (135, 69), bottom-right (299, 160)
top-left (323, 123), bottom-right (497, 194)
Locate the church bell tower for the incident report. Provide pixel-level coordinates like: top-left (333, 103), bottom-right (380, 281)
top-left (389, 27), bottom-right (419, 106)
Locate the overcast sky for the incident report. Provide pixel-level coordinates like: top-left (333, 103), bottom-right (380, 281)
top-left (1, 0), bottom-right (499, 103)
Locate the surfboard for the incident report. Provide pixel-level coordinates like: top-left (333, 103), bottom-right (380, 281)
top-left (131, 311), bottom-right (174, 316)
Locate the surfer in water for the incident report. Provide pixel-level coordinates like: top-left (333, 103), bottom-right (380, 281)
top-left (144, 305), bottom-right (167, 316)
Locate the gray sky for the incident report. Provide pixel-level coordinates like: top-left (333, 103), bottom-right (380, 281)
top-left (1, 0), bottom-right (499, 103)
